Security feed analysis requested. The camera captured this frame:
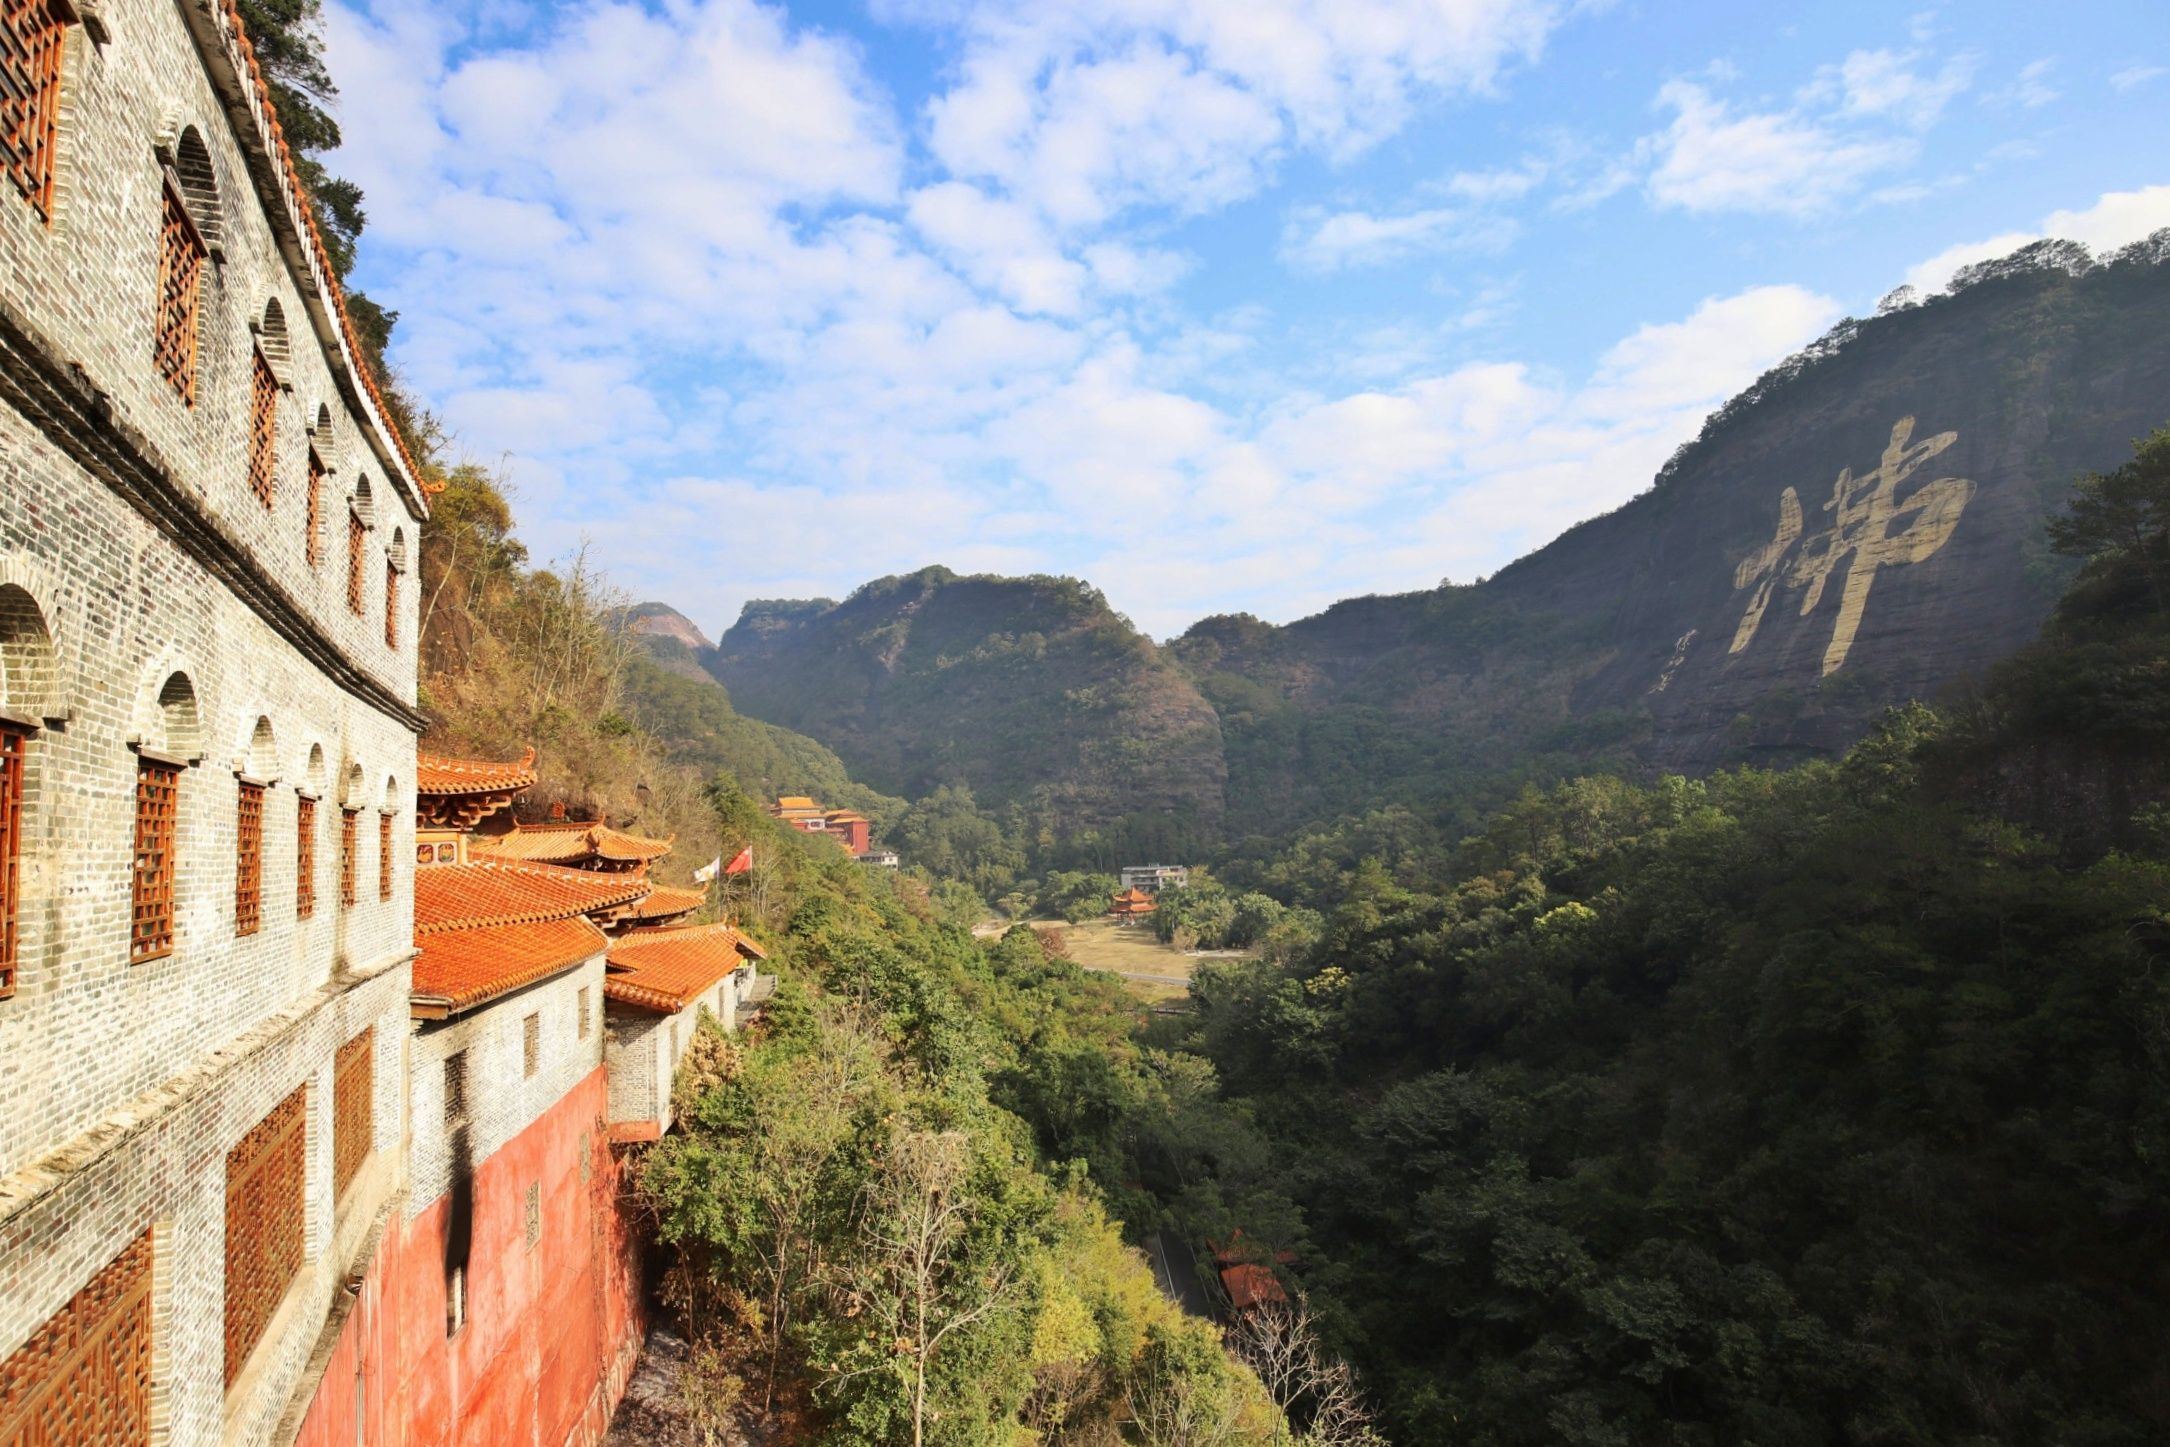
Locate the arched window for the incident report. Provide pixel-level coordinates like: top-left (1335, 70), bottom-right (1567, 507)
top-left (0, 585), bottom-right (57, 997)
top-left (247, 301), bottom-right (286, 508)
top-left (132, 672), bottom-right (198, 963)
top-left (257, 299), bottom-right (290, 378)
top-left (297, 743), bottom-right (325, 920)
top-left (346, 477), bottom-right (372, 616)
top-left (234, 716), bottom-right (274, 937)
top-left (154, 129), bottom-right (217, 403)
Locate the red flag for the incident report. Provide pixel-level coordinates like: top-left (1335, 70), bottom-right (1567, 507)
top-left (723, 845), bottom-right (754, 875)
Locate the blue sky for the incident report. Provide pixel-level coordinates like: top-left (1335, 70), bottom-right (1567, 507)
top-left (325, 0), bottom-right (2170, 638)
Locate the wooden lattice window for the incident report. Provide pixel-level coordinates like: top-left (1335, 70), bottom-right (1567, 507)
top-left (384, 559), bottom-right (398, 649)
top-left (224, 1083), bottom-right (305, 1387)
top-left (377, 811), bottom-right (392, 901)
top-left (247, 348), bottom-right (277, 507)
top-left (0, 0), bottom-right (67, 224)
top-left (296, 795), bottom-right (316, 919)
top-left (235, 780), bottom-right (263, 936)
top-left (0, 721), bottom-right (25, 997)
top-left (333, 1028), bottom-right (373, 1199)
top-left (346, 511), bottom-right (365, 614)
top-left (154, 180), bottom-right (205, 404)
top-left (0, 1230), bottom-right (154, 1446)
top-left (131, 757), bottom-right (177, 962)
top-left (305, 450), bottom-right (324, 567)
top-left (339, 808), bottom-right (357, 908)
top-left (523, 1012), bottom-right (539, 1078)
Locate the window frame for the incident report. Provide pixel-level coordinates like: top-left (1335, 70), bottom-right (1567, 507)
top-left (1, 0), bottom-right (70, 224)
top-left (346, 508), bottom-right (366, 615)
top-left (339, 806), bottom-right (358, 908)
top-left (295, 793), bottom-right (316, 919)
top-left (131, 754), bottom-right (179, 963)
top-left (153, 175), bottom-right (207, 405)
top-left (377, 810), bottom-right (392, 902)
top-left (234, 778), bottom-right (263, 936)
top-left (247, 346), bottom-right (278, 508)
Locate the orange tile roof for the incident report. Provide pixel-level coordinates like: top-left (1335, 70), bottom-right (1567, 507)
top-left (604, 924), bottom-right (761, 1013)
top-left (476, 820), bottom-right (674, 865)
top-left (415, 856), bottom-right (651, 935)
top-left (412, 916), bottom-right (607, 1016)
top-left (623, 882), bottom-right (707, 922)
top-left (1219, 1263), bottom-right (1287, 1314)
top-left (416, 747), bottom-right (538, 797)
top-left (776, 796), bottom-right (818, 810)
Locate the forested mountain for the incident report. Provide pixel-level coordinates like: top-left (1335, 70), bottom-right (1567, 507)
top-left (669, 237), bottom-right (2170, 849)
top-left (703, 567), bottom-right (1228, 850)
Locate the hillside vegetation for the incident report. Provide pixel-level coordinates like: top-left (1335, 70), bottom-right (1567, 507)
top-left (1098, 428), bottom-right (2170, 1444)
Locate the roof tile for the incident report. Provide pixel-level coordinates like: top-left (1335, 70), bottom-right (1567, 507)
top-left (413, 916), bottom-right (607, 1014)
top-left (604, 924), bottom-right (763, 1013)
top-left (416, 856), bottom-right (650, 934)
top-left (416, 747), bottom-right (538, 797)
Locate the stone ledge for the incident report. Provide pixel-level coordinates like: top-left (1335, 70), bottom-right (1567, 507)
top-left (0, 947), bottom-right (419, 1227)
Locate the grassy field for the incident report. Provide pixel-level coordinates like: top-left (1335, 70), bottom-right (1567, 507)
top-left (1028, 917), bottom-right (1247, 1003)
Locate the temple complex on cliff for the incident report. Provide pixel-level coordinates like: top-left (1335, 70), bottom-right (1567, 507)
top-left (0, 5), bottom-right (760, 1443)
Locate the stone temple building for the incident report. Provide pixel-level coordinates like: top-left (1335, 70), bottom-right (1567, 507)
top-left (0, 5), bottom-right (768, 1444)
top-left (0, 0), bottom-right (428, 1441)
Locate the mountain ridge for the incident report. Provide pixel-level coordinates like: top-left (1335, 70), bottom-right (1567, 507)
top-left (640, 233), bottom-right (2170, 843)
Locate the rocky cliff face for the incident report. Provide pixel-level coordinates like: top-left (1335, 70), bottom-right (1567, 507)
top-left (625, 602), bottom-right (716, 653)
top-left (661, 239), bottom-right (2170, 844)
top-left (1174, 240), bottom-right (2170, 834)
top-left (702, 568), bottom-right (1227, 838)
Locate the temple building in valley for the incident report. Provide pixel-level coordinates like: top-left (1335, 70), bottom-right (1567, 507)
top-left (768, 794), bottom-right (896, 864)
top-left (0, 4), bottom-right (764, 1443)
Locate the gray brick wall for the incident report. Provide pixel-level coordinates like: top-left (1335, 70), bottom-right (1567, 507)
top-left (0, 0), bottom-right (422, 699)
top-left (0, 3), bottom-right (428, 1442)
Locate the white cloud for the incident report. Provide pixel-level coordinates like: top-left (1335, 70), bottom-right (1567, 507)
top-left (919, 0), bottom-right (1565, 229)
top-left (2110, 64), bottom-right (2166, 93)
top-left (1988, 57), bottom-right (2059, 109)
top-left (1280, 203), bottom-right (1518, 272)
top-left (1903, 184), bottom-right (2170, 294)
top-left (1810, 47), bottom-right (1974, 129)
top-left (318, 0), bottom-right (1843, 638)
top-left (1645, 79), bottom-right (1912, 216)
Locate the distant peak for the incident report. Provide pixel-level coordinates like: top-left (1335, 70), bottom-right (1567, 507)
top-left (625, 603), bottom-right (714, 653)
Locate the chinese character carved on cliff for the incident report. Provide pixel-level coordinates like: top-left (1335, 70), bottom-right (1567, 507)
top-left (1729, 416), bottom-right (1976, 677)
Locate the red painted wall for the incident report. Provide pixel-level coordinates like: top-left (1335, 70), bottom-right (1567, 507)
top-left (295, 1067), bottom-right (647, 1447)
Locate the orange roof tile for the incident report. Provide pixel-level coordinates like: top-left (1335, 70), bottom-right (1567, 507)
top-left (412, 916), bottom-right (607, 1016)
top-left (604, 924), bottom-right (759, 1013)
top-left (1219, 1263), bottom-right (1287, 1314)
top-left (415, 856), bottom-right (651, 935)
top-left (416, 747), bottom-right (538, 796)
top-left (476, 820), bottom-right (674, 866)
top-left (623, 882), bottom-right (707, 922)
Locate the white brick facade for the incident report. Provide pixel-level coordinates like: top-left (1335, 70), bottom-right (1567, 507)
top-left (405, 959), bottom-right (605, 1220)
top-left (604, 970), bottom-right (747, 1136)
top-left (0, 2), bottom-right (425, 1442)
